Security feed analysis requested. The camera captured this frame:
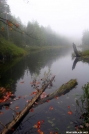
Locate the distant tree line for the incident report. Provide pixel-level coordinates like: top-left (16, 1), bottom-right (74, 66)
top-left (82, 30), bottom-right (89, 46)
top-left (0, 0), bottom-right (70, 47)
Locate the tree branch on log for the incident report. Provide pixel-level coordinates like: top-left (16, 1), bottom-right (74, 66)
top-left (33, 79), bottom-right (77, 107)
top-left (0, 76), bottom-right (55, 134)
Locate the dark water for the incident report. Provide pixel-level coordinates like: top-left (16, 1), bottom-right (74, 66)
top-left (0, 47), bottom-right (89, 134)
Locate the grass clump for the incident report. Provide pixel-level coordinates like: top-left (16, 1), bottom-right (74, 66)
top-left (81, 50), bottom-right (89, 56)
top-left (72, 49), bottom-right (89, 58)
top-left (75, 83), bottom-right (89, 131)
top-left (0, 37), bottom-right (27, 57)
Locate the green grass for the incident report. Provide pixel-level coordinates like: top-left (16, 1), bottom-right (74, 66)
top-left (81, 50), bottom-right (89, 56)
top-left (0, 36), bottom-right (70, 57)
top-left (75, 83), bottom-right (89, 132)
top-left (0, 37), bottom-right (27, 57)
top-left (72, 50), bottom-right (89, 58)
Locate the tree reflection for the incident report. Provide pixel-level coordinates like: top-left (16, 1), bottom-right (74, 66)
top-left (72, 58), bottom-right (80, 70)
top-left (0, 47), bottom-right (71, 98)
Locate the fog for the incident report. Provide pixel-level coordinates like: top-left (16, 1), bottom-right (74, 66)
top-left (7, 0), bottom-right (89, 43)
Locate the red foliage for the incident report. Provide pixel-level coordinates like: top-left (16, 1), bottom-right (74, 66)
top-left (30, 108), bottom-right (34, 112)
top-left (49, 106), bottom-right (54, 110)
top-left (68, 111), bottom-right (73, 115)
top-left (46, 100), bottom-right (50, 102)
top-left (0, 92), bottom-right (14, 103)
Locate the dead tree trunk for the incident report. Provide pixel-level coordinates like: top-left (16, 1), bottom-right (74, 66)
top-left (73, 43), bottom-right (80, 57)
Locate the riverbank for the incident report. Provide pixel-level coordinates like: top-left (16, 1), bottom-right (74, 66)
top-left (72, 49), bottom-right (89, 58)
top-left (0, 37), bottom-right (70, 61)
top-left (25, 45), bottom-right (71, 55)
top-left (0, 37), bottom-right (27, 61)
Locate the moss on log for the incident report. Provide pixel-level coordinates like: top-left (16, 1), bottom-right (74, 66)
top-left (36, 79), bottom-right (77, 105)
top-left (57, 79), bottom-right (77, 92)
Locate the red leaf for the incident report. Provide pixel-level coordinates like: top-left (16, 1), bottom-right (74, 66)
top-left (15, 106), bottom-right (19, 109)
top-left (50, 132), bottom-right (53, 134)
top-left (68, 111), bottom-right (73, 115)
top-left (37, 129), bottom-right (41, 133)
top-left (55, 96), bottom-right (59, 99)
top-left (16, 112), bottom-right (19, 115)
top-left (0, 111), bottom-right (4, 114)
top-left (49, 106), bottom-right (54, 110)
top-left (37, 125), bottom-right (40, 129)
top-left (46, 100), bottom-right (50, 102)
top-left (39, 131), bottom-right (44, 134)
top-left (33, 124), bottom-right (38, 128)
top-left (20, 81), bottom-right (24, 83)
top-left (30, 108), bottom-right (34, 112)
top-left (68, 106), bottom-right (70, 108)
top-left (37, 121), bottom-right (41, 125)
top-left (18, 96), bottom-right (21, 98)
top-left (5, 106), bottom-right (9, 110)
top-left (30, 92), bottom-right (37, 95)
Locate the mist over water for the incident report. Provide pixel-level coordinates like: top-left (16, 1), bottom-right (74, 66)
top-left (0, 1), bottom-right (89, 133)
top-left (7, 0), bottom-right (89, 43)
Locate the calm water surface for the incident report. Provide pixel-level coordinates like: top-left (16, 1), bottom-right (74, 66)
top-left (0, 48), bottom-right (89, 134)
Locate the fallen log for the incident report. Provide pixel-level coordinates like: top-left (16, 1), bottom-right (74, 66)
top-left (0, 76), bottom-right (55, 134)
top-left (34, 79), bottom-right (77, 106)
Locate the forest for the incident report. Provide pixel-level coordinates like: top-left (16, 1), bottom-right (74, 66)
top-left (0, 0), bottom-right (72, 60)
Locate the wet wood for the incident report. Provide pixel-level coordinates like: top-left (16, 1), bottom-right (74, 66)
top-left (73, 43), bottom-right (80, 57)
top-left (34, 79), bottom-right (77, 106)
top-left (0, 76), bottom-right (55, 134)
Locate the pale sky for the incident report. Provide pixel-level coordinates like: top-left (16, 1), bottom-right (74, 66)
top-left (7, 0), bottom-right (89, 41)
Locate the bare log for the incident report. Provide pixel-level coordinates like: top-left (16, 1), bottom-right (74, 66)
top-left (0, 76), bottom-right (55, 134)
top-left (34, 79), bottom-right (77, 106)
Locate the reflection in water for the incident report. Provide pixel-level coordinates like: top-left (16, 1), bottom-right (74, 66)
top-left (0, 47), bottom-right (71, 94)
top-left (72, 56), bottom-right (89, 70)
top-left (26, 48), bottom-right (71, 75)
top-left (2, 47), bottom-right (87, 134)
